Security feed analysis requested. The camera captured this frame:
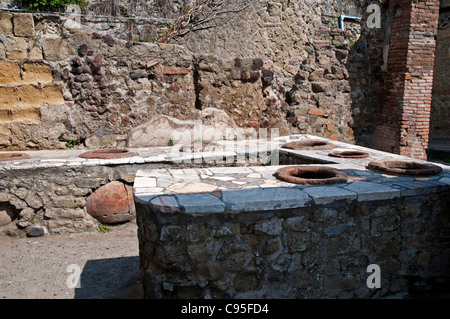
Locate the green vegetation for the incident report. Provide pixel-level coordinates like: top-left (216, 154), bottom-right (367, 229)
top-left (96, 222), bottom-right (111, 233)
top-left (19, 0), bottom-right (89, 12)
top-left (65, 138), bottom-right (78, 148)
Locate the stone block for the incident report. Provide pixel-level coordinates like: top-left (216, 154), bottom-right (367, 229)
top-left (17, 85), bottom-right (43, 108)
top-left (42, 85), bottom-right (64, 105)
top-left (0, 109), bottom-right (12, 124)
top-left (343, 181), bottom-right (400, 202)
top-left (0, 61), bottom-right (21, 85)
top-left (0, 41), bottom-right (5, 59)
top-left (11, 107), bottom-right (41, 123)
top-left (0, 12), bottom-right (13, 35)
top-left (28, 39), bottom-right (43, 60)
top-left (42, 37), bottom-right (68, 61)
top-left (22, 62), bottom-right (53, 85)
top-left (221, 188), bottom-right (312, 212)
top-left (0, 87), bottom-right (18, 109)
top-left (176, 193), bottom-right (225, 214)
top-left (311, 81), bottom-right (331, 93)
top-left (6, 37), bottom-right (27, 60)
top-left (13, 13), bottom-right (35, 37)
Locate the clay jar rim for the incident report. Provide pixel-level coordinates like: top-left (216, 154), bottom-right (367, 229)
top-left (274, 166), bottom-right (348, 185)
top-left (328, 150), bottom-right (369, 158)
top-left (281, 140), bottom-right (336, 151)
top-left (79, 148), bottom-right (138, 159)
top-left (367, 160), bottom-right (443, 176)
top-left (0, 152), bottom-right (31, 162)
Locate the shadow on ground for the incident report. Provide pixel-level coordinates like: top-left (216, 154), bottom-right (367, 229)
top-left (74, 256), bottom-right (144, 299)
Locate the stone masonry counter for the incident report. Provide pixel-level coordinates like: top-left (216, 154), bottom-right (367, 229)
top-left (134, 138), bottom-right (450, 299)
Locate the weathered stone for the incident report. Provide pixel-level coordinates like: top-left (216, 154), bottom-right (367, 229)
top-left (78, 43), bottom-right (88, 56)
top-left (127, 108), bottom-right (236, 147)
top-left (27, 225), bottom-right (47, 237)
top-left (42, 85), bottom-right (64, 105)
top-left (0, 12), bottom-right (13, 35)
top-left (13, 13), bottom-right (35, 37)
top-left (28, 39), bottom-right (43, 60)
top-left (17, 85), bottom-right (43, 108)
top-left (0, 62), bottom-right (21, 85)
top-left (6, 37), bottom-right (28, 60)
top-left (86, 181), bottom-right (135, 224)
top-left (0, 87), bottom-right (18, 109)
top-left (102, 35), bottom-right (115, 47)
top-left (130, 69), bottom-right (147, 80)
top-left (311, 81), bottom-right (331, 93)
top-left (90, 53), bottom-right (102, 73)
top-left (54, 197), bottom-right (85, 209)
top-left (0, 209), bottom-right (13, 227)
top-left (22, 62), bottom-right (53, 85)
top-left (42, 37), bottom-right (68, 61)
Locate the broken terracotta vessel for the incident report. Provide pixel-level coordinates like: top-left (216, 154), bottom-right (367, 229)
top-left (86, 181), bottom-right (135, 224)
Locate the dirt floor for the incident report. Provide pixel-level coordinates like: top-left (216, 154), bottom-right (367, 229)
top-left (0, 221), bottom-right (144, 299)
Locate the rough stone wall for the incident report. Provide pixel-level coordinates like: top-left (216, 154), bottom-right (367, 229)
top-left (0, 163), bottom-right (165, 236)
top-left (0, 12), bottom-right (65, 148)
top-left (430, 0), bottom-right (450, 141)
top-left (1, 2), bottom-right (364, 150)
top-left (0, 12), bottom-right (197, 150)
top-left (171, 0), bottom-right (363, 142)
top-left (137, 191), bottom-right (450, 299)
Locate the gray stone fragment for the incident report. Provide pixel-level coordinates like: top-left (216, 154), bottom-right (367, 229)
top-left (343, 182), bottom-right (400, 202)
top-left (129, 69), bottom-right (148, 80)
top-left (27, 225), bottom-right (47, 237)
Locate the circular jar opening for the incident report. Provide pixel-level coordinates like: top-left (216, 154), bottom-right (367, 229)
top-left (274, 166), bottom-right (348, 185)
top-left (281, 140), bottom-right (335, 151)
top-left (0, 153), bottom-right (31, 162)
top-left (79, 148), bottom-right (138, 159)
top-left (367, 160), bottom-right (442, 176)
top-left (328, 151), bottom-right (369, 158)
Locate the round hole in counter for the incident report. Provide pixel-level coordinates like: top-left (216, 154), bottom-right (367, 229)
top-left (367, 160), bottom-right (442, 176)
top-left (79, 148), bottom-right (138, 159)
top-left (274, 166), bottom-right (348, 185)
top-left (281, 140), bottom-right (336, 151)
top-left (328, 150), bottom-right (369, 158)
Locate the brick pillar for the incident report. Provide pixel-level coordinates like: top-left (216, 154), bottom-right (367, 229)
top-left (375, 0), bottom-right (440, 160)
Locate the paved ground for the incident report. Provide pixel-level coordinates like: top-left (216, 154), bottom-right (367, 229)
top-left (0, 222), bottom-right (144, 299)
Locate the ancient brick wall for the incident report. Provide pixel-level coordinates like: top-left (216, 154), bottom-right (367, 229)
top-left (354, 0), bottom-right (441, 160)
top-left (373, 0), bottom-right (440, 160)
top-left (430, 1), bottom-right (450, 141)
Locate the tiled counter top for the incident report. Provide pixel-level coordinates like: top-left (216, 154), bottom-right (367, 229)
top-left (132, 135), bottom-right (450, 212)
